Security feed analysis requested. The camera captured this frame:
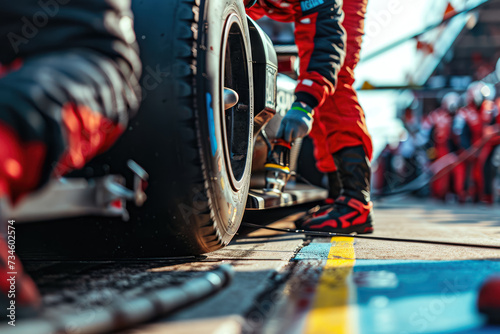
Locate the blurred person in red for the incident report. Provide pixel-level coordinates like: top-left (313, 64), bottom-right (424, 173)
top-left (452, 82), bottom-right (492, 202)
top-left (477, 92), bottom-right (500, 204)
top-left (422, 92), bottom-right (460, 200)
top-left (246, 0), bottom-right (374, 234)
top-left (0, 0), bottom-right (141, 309)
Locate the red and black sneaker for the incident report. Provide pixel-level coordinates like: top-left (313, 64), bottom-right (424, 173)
top-left (294, 197), bottom-right (336, 226)
top-left (299, 196), bottom-right (374, 234)
top-left (310, 197), bottom-right (337, 218)
top-left (295, 169), bottom-right (342, 225)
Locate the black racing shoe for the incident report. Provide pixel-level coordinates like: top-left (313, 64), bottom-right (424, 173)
top-left (327, 171), bottom-right (342, 199)
top-left (299, 195), bottom-right (374, 234)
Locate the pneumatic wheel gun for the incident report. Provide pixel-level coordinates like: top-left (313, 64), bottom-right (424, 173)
top-left (264, 139), bottom-right (291, 193)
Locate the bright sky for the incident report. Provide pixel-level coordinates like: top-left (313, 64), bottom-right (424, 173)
top-left (357, 0), bottom-right (436, 85)
top-left (356, 0), bottom-right (473, 86)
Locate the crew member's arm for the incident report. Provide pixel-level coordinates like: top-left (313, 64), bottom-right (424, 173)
top-left (293, 0), bottom-right (346, 109)
top-left (277, 0), bottom-right (346, 141)
top-left (0, 1), bottom-right (141, 203)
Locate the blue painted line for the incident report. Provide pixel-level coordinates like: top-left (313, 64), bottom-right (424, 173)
top-left (353, 260), bottom-right (500, 334)
top-left (206, 93), bottom-right (217, 156)
top-left (288, 243), bottom-right (500, 334)
top-left (294, 241), bottom-right (331, 261)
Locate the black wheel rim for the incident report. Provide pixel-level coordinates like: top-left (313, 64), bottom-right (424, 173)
top-left (220, 13), bottom-right (251, 190)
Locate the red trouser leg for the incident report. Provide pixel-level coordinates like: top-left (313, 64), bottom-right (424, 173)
top-left (453, 162), bottom-right (467, 202)
top-left (309, 0), bottom-right (373, 168)
top-left (467, 159), bottom-right (478, 200)
top-left (431, 147), bottom-right (450, 199)
top-left (309, 119), bottom-right (337, 173)
top-left (431, 174), bottom-right (449, 200)
top-left (477, 144), bottom-right (493, 203)
top-left (372, 153), bottom-right (387, 191)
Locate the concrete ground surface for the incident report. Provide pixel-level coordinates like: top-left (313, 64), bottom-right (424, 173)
top-left (122, 198), bottom-right (500, 334)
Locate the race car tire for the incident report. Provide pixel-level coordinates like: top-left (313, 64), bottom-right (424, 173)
top-left (116, 0), bottom-right (254, 255)
top-left (17, 0), bottom-right (254, 258)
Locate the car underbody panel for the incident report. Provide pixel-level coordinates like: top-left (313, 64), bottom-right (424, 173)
top-left (246, 182), bottom-right (327, 210)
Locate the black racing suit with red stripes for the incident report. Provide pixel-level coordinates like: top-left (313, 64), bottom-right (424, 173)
top-left (0, 0), bottom-right (141, 307)
top-left (0, 0), bottom-right (142, 202)
top-left (248, 0), bottom-right (345, 109)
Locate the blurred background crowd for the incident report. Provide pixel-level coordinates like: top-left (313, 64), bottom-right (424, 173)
top-left (373, 82), bottom-right (500, 204)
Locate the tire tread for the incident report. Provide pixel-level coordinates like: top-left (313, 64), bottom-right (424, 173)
top-left (171, 0), bottom-right (223, 252)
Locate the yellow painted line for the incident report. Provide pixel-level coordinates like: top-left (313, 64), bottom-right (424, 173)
top-left (304, 237), bottom-right (356, 334)
top-left (264, 163), bottom-right (291, 173)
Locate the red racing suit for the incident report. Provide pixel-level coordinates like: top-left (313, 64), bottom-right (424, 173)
top-left (478, 101), bottom-right (500, 203)
top-left (422, 108), bottom-right (454, 199)
top-left (453, 103), bottom-right (485, 202)
top-left (247, 0), bottom-right (373, 173)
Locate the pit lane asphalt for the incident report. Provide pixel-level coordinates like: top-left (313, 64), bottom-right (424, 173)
top-left (10, 198), bottom-right (500, 334)
top-left (119, 198), bottom-right (500, 334)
